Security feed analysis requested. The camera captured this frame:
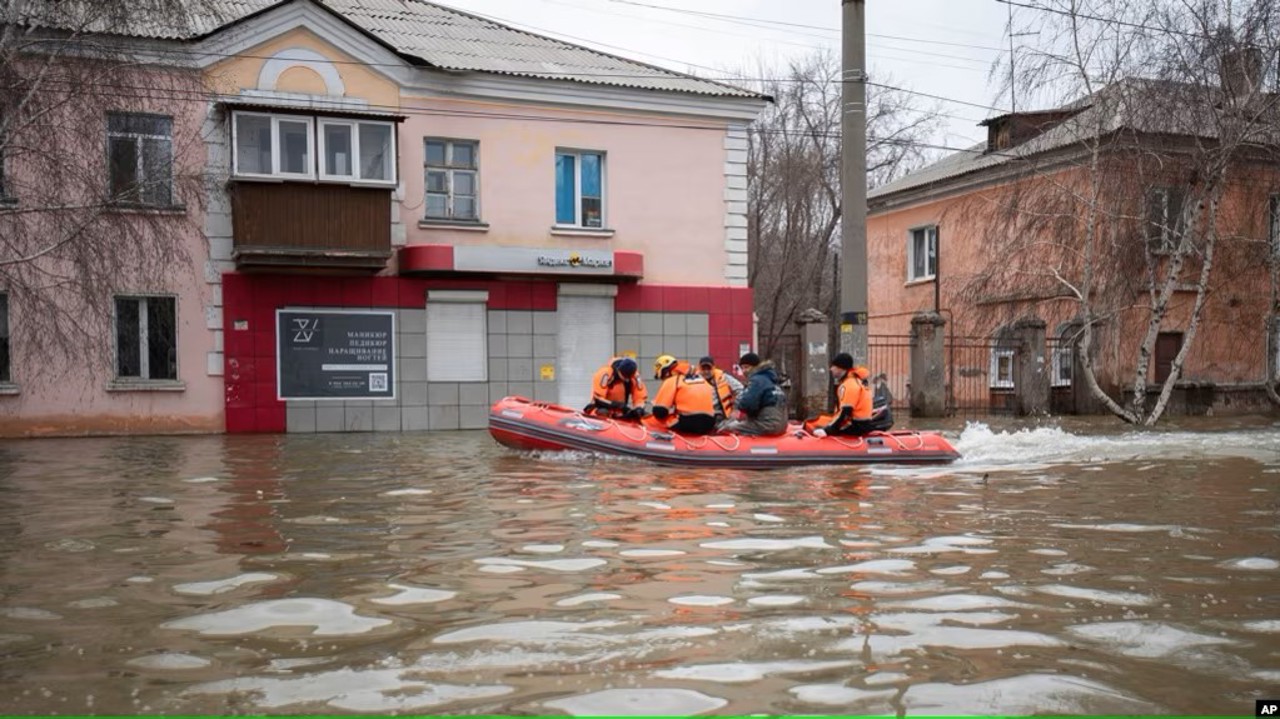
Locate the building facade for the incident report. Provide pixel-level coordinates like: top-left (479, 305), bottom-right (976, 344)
top-left (0, 0), bottom-right (766, 436)
top-left (866, 80), bottom-right (1280, 413)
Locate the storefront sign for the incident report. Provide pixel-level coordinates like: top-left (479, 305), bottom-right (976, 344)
top-left (277, 310), bottom-right (396, 400)
top-left (454, 246), bottom-right (616, 275)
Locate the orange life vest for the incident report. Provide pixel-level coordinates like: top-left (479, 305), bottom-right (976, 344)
top-left (707, 367), bottom-right (736, 415)
top-left (590, 358), bottom-right (647, 415)
top-left (648, 369), bottom-right (716, 428)
top-left (836, 374), bottom-right (873, 419)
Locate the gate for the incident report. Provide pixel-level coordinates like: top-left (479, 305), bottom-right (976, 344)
top-left (944, 336), bottom-right (1019, 416)
top-left (867, 335), bottom-right (912, 412)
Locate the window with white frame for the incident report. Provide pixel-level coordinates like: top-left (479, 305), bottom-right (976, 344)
top-left (1145, 186), bottom-right (1185, 253)
top-left (0, 293), bottom-right (10, 383)
top-left (989, 348), bottom-right (1015, 389)
top-left (426, 291), bottom-right (488, 382)
top-left (107, 113), bottom-right (173, 206)
top-left (234, 112), bottom-right (313, 179)
top-left (555, 149), bottom-right (604, 228)
top-left (1051, 324), bottom-right (1074, 387)
top-left (424, 139), bottom-right (479, 221)
top-left (115, 296), bottom-right (177, 381)
top-left (908, 225), bottom-right (938, 282)
top-left (319, 119), bottom-right (394, 182)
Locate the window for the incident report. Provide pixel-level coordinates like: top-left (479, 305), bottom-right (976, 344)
top-left (0, 113), bottom-right (8, 200)
top-left (233, 112), bottom-right (315, 180)
top-left (424, 139), bottom-right (479, 221)
top-left (426, 291), bottom-right (488, 382)
top-left (0, 293), bottom-right (9, 383)
top-left (107, 113), bottom-right (173, 206)
top-left (319, 119), bottom-right (394, 182)
top-left (1051, 324), bottom-right (1075, 388)
top-left (989, 348), bottom-right (1015, 389)
top-left (555, 150), bottom-right (604, 228)
top-left (115, 296), bottom-right (177, 381)
top-left (1145, 187), bottom-right (1185, 253)
top-left (1269, 194), bottom-right (1278, 258)
top-left (908, 226), bottom-right (938, 282)
top-left (1272, 316), bottom-right (1280, 382)
top-left (1153, 331), bottom-right (1183, 384)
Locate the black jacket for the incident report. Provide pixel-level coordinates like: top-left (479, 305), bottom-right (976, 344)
top-left (736, 361), bottom-right (783, 416)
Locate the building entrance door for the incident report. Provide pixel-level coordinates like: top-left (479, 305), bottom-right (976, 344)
top-left (557, 293), bottom-right (615, 411)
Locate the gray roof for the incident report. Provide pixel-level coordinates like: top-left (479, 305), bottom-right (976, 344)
top-left (869, 78), bottom-right (1247, 203)
top-left (15, 0), bottom-right (759, 98)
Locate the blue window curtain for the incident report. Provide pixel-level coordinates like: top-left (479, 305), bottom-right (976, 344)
top-left (555, 153), bottom-right (576, 224)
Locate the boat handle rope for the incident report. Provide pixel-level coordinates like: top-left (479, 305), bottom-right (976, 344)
top-left (830, 435), bottom-right (866, 450)
top-left (893, 432), bottom-right (926, 451)
top-left (708, 434), bottom-right (741, 451)
top-left (609, 419), bottom-right (651, 443)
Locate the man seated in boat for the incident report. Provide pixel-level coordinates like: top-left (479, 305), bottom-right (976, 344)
top-left (696, 355), bottom-right (743, 424)
top-left (584, 356), bottom-right (647, 420)
top-left (646, 355), bottom-right (718, 436)
top-left (804, 353), bottom-right (893, 437)
top-left (718, 352), bottom-right (788, 436)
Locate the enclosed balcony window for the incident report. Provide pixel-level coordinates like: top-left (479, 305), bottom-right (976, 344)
top-left (233, 111), bottom-right (396, 186)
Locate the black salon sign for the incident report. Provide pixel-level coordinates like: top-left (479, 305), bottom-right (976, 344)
top-left (277, 310), bottom-right (396, 400)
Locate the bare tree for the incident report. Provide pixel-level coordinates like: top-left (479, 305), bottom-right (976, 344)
top-left (955, 0), bottom-right (1280, 425)
top-left (738, 51), bottom-right (939, 361)
top-left (0, 1), bottom-right (217, 385)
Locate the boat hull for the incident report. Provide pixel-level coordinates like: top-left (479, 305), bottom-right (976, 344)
top-left (488, 397), bottom-right (960, 468)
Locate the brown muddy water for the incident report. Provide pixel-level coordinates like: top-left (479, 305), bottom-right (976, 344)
top-left (0, 418), bottom-right (1277, 715)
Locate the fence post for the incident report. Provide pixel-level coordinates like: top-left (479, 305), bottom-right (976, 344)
top-left (795, 309), bottom-right (830, 420)
top-left (1012, 316), bottom-right (1049, 416)
top-left (910, 311), bottom-right (946, 417)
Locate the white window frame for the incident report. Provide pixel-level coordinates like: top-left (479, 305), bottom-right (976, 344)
top-left (424, 138), bottom-right (480, 221)
top-left (1146, 187), bottom-right (1185, 254)
top-left (426, 290), bottom-right (489, 383)
top-left (554, 148), bottom-right (606, 229)
top-left (231, 111), bottom-right (316, 180)
top-left (113, 294), bottom-right (179, 382)
top-left (989, 348), bottom-right (1015, 389)
top-left (317, 118), bottom-right (397, 185)
top-left (1051, 344), bottom-right (1073, 387)
top-left (106, 112), bottom-right (174, 207)
top-left (907, 225), bottom-right (938, 282)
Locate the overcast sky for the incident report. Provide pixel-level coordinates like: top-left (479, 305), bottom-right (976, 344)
top-left (438, 0), bottom-right (1019, 150)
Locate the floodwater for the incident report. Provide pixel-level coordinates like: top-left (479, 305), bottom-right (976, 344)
top-left (0, 417), bottom-right (1277, 716)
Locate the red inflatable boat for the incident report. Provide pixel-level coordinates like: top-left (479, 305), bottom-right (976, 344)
top-left (488, 397), bottom-right (961, 468)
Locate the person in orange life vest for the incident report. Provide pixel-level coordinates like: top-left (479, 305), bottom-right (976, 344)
top-left (804, 352), bottom-right (876, 437)
top-left (585, 356), bottom-right (647, 420)
top-left (696, 355), bottom-right (743, 421)
top-left (646, 354), bottom-right (718, 436)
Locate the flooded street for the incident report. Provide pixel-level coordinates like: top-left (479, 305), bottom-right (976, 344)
top-left (1, 419), bottom-right (1278, 715)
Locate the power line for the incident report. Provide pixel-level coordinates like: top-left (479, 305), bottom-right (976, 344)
top-left (993, 0), bottom-right (1211, 40)
top-left (608, 0), bottom-right (1009, 52)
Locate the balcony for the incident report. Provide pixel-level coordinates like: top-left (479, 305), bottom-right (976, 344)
top-left (230, 182), bottom-right (392, 272)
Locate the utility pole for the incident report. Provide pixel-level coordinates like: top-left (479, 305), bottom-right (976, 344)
top-left (839, 0), bottom-right (868, 364)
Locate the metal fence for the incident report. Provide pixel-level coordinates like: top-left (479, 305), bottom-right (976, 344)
top-left (867, 334), bottom-right (912, 411)
top-left (945, 336), bottom-right (1019, 416)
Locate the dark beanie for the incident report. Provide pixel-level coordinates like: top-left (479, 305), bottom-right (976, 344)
top-left (738, 352), bottom-right (761, 366)
top-left (614, 357), bottom-right (638, 377)
top-left (831, 352), bottom-right (854, 370)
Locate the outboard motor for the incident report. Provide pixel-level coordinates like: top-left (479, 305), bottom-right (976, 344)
top-left (869, 383), bottom-right (894, 432)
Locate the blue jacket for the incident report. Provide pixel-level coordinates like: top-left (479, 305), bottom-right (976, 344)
top-left (737, 361), bottom-right (783, 416)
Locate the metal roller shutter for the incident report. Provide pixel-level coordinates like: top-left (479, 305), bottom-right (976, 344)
top-left (557, 295), bottom-right (615, 410)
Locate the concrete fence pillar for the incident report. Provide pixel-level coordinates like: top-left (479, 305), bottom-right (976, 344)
top-left (796, 309), bottom-right (830, 420)
top-left (1012, 316), bottom-right (1048, 416)
top-left (910, 311), bottom-right (946, 417)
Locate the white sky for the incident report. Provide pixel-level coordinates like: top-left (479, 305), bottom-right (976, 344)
top-left (438, 0), bottom-right (1019, 150)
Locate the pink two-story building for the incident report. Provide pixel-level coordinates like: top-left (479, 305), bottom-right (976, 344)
top-left (1, 0), bottom-right (766, 436)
